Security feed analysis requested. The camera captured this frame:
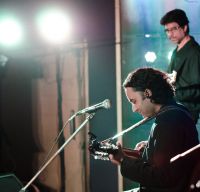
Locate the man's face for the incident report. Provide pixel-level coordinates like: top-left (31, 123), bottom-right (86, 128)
top-left (125, 87), bottom-right (157, 118)
top-left (165, 22), bottom-right (187, 44)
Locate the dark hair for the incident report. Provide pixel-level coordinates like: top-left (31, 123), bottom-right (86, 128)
top-left (123, 67), bottom-right (175, 104)
top-left (160, 9), bottom-right (189, 33)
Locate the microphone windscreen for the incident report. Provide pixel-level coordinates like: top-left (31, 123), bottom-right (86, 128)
top-left (104, 99), bottom-right (112, 109)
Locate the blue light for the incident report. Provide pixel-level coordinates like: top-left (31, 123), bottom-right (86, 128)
top-left (168, 51), bottom-right (173, 60)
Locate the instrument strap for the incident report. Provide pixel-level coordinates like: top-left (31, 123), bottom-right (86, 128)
top-left (158, 105), bottom-right (195, 124)
top-left (106, 105), bottom-right (195, 142)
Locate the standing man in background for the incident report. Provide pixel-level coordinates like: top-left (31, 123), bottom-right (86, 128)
top-left (160, 9), bottom-right (200, 124)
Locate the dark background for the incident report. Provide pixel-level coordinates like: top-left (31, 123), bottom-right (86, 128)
top-left (0, 0), bottom-right (117, 192)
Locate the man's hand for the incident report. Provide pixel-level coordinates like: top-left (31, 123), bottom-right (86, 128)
top-left (109, 142), bottom-right (126, 166)
top-left (135, 141), bottom-right (147, 151)
top-left (168, 70), bottom-right (177, 84)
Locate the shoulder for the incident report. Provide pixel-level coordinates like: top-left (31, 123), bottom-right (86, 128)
top-left (189, 39), bottom-right (200, 55)
top-left (155, 105), bottom-right (194, 128)
top-left (153, 107), bottom-right (198, 146)
top-left (156, 109), bottom-right (190, 122)
top-left (191, 45), bottom-right (200, 55)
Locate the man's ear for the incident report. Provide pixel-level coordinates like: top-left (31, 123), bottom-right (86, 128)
top-left (144, 89), bottom-right (152, 98)
top-left (183, 25), bottom-right (188, 33)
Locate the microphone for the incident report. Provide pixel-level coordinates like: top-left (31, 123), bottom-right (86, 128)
top-left (76, 99), bottom-right (112, 115)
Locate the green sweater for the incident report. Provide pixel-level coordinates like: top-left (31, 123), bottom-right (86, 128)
top-left (167, 36), bottom-right (200, 122)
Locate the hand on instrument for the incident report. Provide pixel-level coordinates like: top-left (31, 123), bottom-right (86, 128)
top-left (109, 141), bottom-right (126, 166)
top-left (168, 70), bottom-right (177, 84)
top-left (135, 141), bottom-right (147, 151)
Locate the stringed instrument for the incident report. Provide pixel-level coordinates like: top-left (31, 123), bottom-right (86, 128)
top-left (88, 132), bottom-right (144, 161)
top-left (88, 106), bottom-right (184, 161)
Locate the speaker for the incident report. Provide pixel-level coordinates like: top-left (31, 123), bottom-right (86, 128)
top-left (0, 173), bottom-right (25, 192)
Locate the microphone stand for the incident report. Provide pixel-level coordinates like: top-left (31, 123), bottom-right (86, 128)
top-left (19, 112), bottom-right (96, 192)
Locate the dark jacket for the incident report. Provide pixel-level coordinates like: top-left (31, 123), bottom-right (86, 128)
top-left (121, 99), bottom-right (199, 192)
top-left (167, 36), bottom-right (200, 121)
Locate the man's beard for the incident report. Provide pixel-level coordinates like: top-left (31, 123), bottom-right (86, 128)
top-left (177, 37), bottom-right (184, 44)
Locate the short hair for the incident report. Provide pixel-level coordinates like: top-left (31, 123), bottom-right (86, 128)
top-left (160, 9), bottom-right (189, 33)
top-left (123, 67), bottom-right (175, 104)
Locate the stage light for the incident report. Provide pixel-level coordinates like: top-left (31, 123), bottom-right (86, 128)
top-left (168, 51), bottom-right (173, 60)
top-left (0, 18), bottom-right (23, 45)
top-left (145, 52), bottom-right (156, 62)
top-left (0, 55), bottom-right (9, 67)
top-left (37, 9), bottom-right (71, 44)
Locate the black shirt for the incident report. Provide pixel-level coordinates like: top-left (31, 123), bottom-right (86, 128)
top-left (121, 99), bottom-right (199, 192)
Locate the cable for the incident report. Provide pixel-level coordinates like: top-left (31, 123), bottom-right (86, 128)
top-left (37, 113), bottom-right (77, 172)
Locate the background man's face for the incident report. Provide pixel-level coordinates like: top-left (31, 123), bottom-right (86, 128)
top-left (165, 22), bottom-right (187, 44)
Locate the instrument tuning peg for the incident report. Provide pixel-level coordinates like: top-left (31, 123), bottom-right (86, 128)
top-left (88, 131), bottom-right (97, 141)
top-left (94, 156), bottom-right (98, 159)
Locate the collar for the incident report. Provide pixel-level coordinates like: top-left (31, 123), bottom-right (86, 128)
top-left (175, 36), bottom-right (196, 56)
top-left (159, 98), bottom-right (177, 110)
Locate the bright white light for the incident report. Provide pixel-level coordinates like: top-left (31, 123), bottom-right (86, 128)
top-left (168, 51), bottom-right (173, 60)
top-left (37, 9), bottom-right (71, 44)
top-left (145, 34), bottom-right (150, 38)
top-left (145, 52), bottom-right (157, 62)
top-left (0, 18), bottom-right (23, 45)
